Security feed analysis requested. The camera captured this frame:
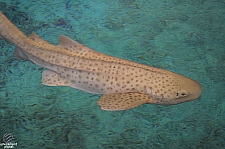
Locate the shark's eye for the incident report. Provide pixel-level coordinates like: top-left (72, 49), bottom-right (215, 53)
top-left (176, 91), bottom-right (187, 98)
top-left (181, 92), bottom-right (187, 96)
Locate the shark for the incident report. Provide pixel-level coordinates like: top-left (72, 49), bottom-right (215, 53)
top-left (0, 12), bottom-right (202, 111)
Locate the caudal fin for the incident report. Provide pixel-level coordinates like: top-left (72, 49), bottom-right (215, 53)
top-left (0, 11), bottom-right (28, 46)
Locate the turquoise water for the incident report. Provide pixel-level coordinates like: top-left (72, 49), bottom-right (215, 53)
top-left (0, 0), bottom-right (224, 148)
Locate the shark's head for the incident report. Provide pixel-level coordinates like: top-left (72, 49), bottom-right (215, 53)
top-left (161, 74), bottom-right (202, 104)
top-left (147, 73), bottom-right (202, 105)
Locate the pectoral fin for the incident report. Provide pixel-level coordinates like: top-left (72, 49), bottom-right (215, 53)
top-left (98, 93), bottom-right (156, 111)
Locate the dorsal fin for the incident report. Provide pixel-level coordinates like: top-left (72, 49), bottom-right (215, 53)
top-left (29, 32), bottom-right (50, 44)
top-left (57, 35), bottom-right (96, 57)
top-left (58, 35), bottom-right (82, 50)
top-left (58, 36), bottom-right (171, 75)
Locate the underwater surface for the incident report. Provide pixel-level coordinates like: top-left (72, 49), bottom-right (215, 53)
top-left (0, 0), bottom-right (224, 148)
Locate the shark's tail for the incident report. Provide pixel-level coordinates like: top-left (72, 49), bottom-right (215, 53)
top-left (0, 11), bottom-right (35, 60)
top-left (0, 11), bottom-right (30, 47)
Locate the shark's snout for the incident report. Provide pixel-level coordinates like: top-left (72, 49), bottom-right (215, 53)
top-left (175, 76), bottom-right (202, 103)
top-left (186, 78), bottom-right (202, 100)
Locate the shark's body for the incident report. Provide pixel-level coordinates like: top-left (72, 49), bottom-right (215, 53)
top-left (0, 12), bottom-right (202, 111)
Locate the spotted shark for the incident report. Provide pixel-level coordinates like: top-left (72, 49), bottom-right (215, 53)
top-left (0, 12), bottom-right (202, 111)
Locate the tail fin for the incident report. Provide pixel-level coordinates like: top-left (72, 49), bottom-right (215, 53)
top-left (0, 11), bottom-right (28, 46)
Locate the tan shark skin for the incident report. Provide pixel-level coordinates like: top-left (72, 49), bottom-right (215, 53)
top-left (0, 12), bottom-right (202, 111)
